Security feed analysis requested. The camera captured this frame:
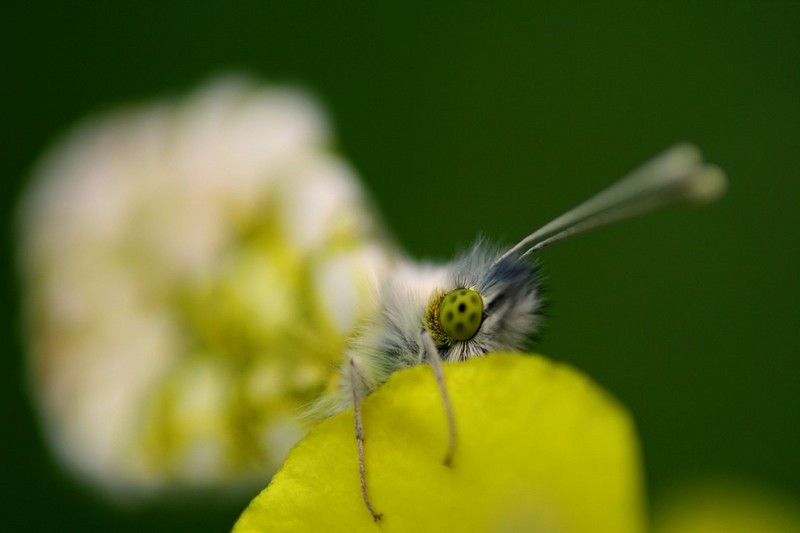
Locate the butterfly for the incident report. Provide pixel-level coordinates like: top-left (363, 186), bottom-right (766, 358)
top-left (313, 143), bottom-right (726, 520)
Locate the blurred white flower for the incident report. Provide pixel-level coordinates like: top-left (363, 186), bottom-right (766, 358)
top-left (18, 76), bottom-right (399, 498)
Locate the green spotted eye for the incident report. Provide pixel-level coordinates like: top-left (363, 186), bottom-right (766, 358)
top-left (438, 288), bottom-right (484, 341)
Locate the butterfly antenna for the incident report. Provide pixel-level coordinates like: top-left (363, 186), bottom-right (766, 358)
top-left (495, 143), bottom-right (727, 265)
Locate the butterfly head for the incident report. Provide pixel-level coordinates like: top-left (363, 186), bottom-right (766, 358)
top-left (421, 244), bottom-right (543, 361)
top-left (425, 287), bottom-right (485, 346)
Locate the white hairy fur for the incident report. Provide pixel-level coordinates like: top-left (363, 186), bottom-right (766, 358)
top-left (320, 241), bottom-right (543, 416)
top-left (317, 143), bottom-right (726, 418)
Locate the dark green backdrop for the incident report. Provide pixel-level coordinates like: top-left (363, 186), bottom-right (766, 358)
top-left (3, 2), bottom-right (798, 530)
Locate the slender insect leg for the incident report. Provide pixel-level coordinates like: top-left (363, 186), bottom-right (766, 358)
top-left (350, 358), bottom-right (382, 522)
top-left (419, 328), bottom-right (457, 467)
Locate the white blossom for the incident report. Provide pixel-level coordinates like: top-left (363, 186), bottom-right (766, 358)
top-left (18, 76), bottom-right (399, 498)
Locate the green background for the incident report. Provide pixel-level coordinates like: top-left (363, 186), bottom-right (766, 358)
top-left (3, 2), bottom-right (798, 530)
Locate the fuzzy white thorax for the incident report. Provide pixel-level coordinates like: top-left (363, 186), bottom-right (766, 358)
top-left (326, 143), bottom-right (728, 417)
top-left (323, 242), bottom-right (543, 416)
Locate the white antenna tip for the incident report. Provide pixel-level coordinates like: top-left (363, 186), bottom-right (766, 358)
top-left (683, 164), bottom-right (728, 205)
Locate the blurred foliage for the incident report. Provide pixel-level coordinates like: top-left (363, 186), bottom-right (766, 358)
top-left (3, 2), bottom-right (799, 531)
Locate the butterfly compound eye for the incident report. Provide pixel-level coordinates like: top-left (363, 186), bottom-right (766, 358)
top-left (438, 289), bottom-right (484, 341)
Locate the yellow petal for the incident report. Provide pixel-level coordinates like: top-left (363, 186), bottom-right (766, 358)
top-left (234, 353), bottom-right (646, 532)
top-left (654, 479), bottom-right (800, 533)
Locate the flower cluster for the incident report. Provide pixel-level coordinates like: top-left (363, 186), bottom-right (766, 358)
top-left (19, 76), bottom-right (398, 496)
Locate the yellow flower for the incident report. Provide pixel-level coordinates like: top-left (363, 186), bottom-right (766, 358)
top-left (18, 76), bottom-right (399, 497)
top-left (233, 353), bottom-right (647, 533)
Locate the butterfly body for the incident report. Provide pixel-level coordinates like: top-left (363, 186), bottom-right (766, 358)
top-left (314, 143), bottom-right (726, 521)
top-left (321, 241), bottom-right (543, 416)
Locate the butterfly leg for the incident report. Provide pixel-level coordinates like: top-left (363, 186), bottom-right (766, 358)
top-left (350, 358), bottom-right (383, 522)
top-left (419, 328), bottom-right (457, 467)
